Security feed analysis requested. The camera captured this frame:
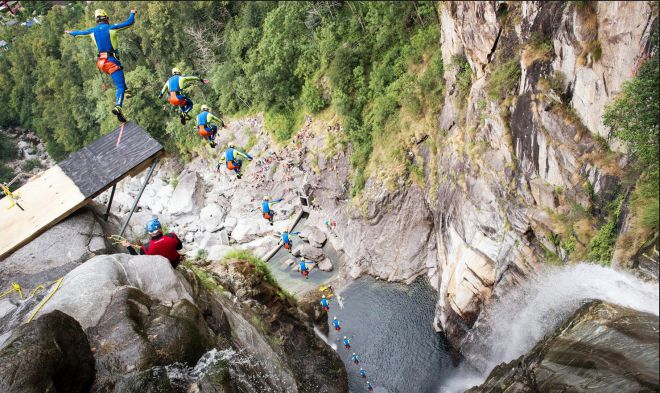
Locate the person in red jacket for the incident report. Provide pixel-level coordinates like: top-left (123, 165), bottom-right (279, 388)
top-left (122, 217), bottom-right (183, 268)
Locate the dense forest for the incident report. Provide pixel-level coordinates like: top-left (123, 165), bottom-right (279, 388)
top-left (0, 1), bottom-right (657, 234)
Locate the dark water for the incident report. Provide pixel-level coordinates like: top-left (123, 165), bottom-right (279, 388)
top-left (331, 276), bottom-right (453, 393)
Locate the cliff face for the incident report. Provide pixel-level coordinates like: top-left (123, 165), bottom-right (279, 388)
top-left (311, 1), bottom-right (658, 347)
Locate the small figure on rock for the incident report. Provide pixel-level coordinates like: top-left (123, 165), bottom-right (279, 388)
top-left (65, 9), bottom-right (137, 123)
top-left (260, 195), bottom-right (283, 226)
top-left (332, 316), bottom-right (341, 332)
top-left (366, 381), bottom-right (374, 392)
top-left (196, 104), bottom-right (224, 148)
top-left (159, 67), bottom-right (208, 124)
top-left (219, 142), bottom-right (252, 179)
top-left (359, 368), bottom-right (367, 379)
top-left (279, 230), bottom-right (300, 252)
top-left (121, 217), bottom-right (183, 268)
top-left (320, 294), bottom-right (330, 312)
top-left (351, 352), bottom-right (359, 363)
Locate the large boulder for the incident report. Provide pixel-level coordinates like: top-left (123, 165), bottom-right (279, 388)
top-left (299, 227), bottom-right (327, 248)
top-left (0, 310), bottom-right (95, 393)
top-left (168, 171), bottom-right (203, 215)
top-left (37, 254), bottom-right (193, 329)
top-left (22, 254), bottom-right (214, 391)
top-left (0, 208), bottom-right (109, 290)
top-left (200, 204), bottom-right (226, 233)
top-left (467, 301), bottom-right (659, 393)
top-left (292, 243), bottom-right (324, 261)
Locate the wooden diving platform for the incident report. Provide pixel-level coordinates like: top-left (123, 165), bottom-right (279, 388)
top-left (0, 122), bottom-right (163, 260)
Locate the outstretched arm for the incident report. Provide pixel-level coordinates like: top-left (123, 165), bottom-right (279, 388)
top-left (67, 26), bottom-right (95, 36)
top-left (159, 81), bottom-right (168, 98)
top-left (208, 113), bottom-right (224, 127)
top-left (234, 150), bottom-right (252, 160)
top-left (269, 198), bottom-right (284, 207)
top-left (110, 10), bottom-right (136, 30)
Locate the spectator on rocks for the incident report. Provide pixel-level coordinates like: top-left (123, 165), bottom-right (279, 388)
top-left (121, 217), bottom-right (183, 268)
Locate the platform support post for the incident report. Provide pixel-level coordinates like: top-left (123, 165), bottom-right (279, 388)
top-left (119, 158), bottom-right (159, 237)
top-left (103, 184), bottom-right (117, 222)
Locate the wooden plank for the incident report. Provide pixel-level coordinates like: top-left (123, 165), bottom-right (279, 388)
top-left (59, 122), bottom-right (163, 198)
top-left (0, 166), bottom-right (87, 260)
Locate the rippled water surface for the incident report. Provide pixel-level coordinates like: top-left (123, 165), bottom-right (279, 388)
top-left (331, 276), bottom-right (453, 393)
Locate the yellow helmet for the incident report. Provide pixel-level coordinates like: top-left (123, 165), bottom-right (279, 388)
top-left (264, 196), bottom-right (270, 201)
top-left (171, 67), bottom-right (181, 75)
top-left (201, 104), bottom-right (209, 112)
top-left (228, 142), bottom-right (234, 148)
top-left (94, 9), bottom-right (108, 19)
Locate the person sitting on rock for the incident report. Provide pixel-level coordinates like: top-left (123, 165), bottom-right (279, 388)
top-left (332, 316), bottom-right (341, 332)
top-left (320, 294), bottom-right (330, 312)
top-left (219, 142), bottom-right (252, 179)
top-left (279, 230), bottom-right (300, 252)
top-left (196, 104), bottom-right (224, 148)
top-left (359, 368), bottom-right (367, 379)
top-left (121, 217), bottom-right (183, 268)
top-left (260, 195), bottom-right (283, 226)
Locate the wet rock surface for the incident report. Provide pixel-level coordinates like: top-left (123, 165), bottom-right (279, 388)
top-left (467, 301), bottom-right (660, 393)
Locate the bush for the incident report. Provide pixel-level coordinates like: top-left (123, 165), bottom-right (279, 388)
top-left (487, 59), bottom-right (521, 102)
top-left (21, 159), bottom-right (42, 172)
top-left (588, 196), bottom-right (624, 265)
top-left (223, 249), bottom-right (278, 286)
top-left (301, 79), bottom-right (328, 113)
top-left (0, 163), bottom-right (16, 184)
top-left (453, 55), bottom-right (473, 104)
top-left (0, 134), bottom-right (18, 161)
top-left (264, 109), bottom-right (302, 142)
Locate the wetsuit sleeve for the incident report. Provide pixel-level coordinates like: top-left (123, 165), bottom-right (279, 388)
top-left (208, 113), bottom-right (223, 126)
top-left (109, 12), bottom-right (135, 30)
top-left (159, 81), bottom-right (168, 97)
top-left (179, 76), bottom-right (202, 90)
top-left (69, 27), bottom-right (95, 36)
top-left (127, 245), bottom-right (145, 255)
top-left (234, 150), bottom-right (251, 160)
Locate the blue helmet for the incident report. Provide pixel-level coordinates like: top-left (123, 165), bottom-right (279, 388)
top-left (146, 218), bottom-right (162, 234)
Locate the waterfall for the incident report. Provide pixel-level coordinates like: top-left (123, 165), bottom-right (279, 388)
top-left (438, 263), bottom-right (659, 392)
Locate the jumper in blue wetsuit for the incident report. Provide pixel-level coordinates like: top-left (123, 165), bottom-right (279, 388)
top-left (366, 381), bottom-right (373, 391)
top-left (279, 230), bottom-right (300, 252)
top-left (298, 260), bottom-right (310, 279)
top-left (342, 337), bottom-right (351, 350)
top-left (260, 196), bottom-right (283, 225)
top-left (320, 295), bottom-right (330, 311)
top-left (359, 368), bottom-right (367, 378)
top-left (332, 316), bottom-right (341, 332)
top-left (67, 9), bottom-right (136, 122)
top-left (159, 68), bottom-right (208, 124)
top-left (351, 352), bottom-right (359, 364)
top-left (196, 105), bottom-right (224, 147)
top-left (221, 143), bottom-right (252, 179)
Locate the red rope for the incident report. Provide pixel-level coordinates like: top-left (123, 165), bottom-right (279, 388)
top-left (116, 122), bottom-right (125, 146)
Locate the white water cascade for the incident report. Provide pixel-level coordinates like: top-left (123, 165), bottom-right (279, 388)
top-left (439, 263), bottom-right (659, 392)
